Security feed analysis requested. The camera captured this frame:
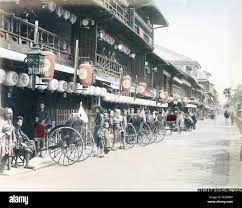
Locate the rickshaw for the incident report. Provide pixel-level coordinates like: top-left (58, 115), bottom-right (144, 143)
top-left (47, 105), bottom-right (94, 166)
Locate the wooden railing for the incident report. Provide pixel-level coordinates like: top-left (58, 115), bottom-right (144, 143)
top-left (95, 53), bottom-right (127, 79)
top-left (134, 24), bottom-right (153, 46)
top-left (0, 9), bottom-right (73, 65)
top-left (94, 0), bottom-right (129, 25)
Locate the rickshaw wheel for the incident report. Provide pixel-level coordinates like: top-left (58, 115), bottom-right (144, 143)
top-left (137, 122), bottom-right (152, 146)
top-left (124, 123), bottom-right (137, 150)
top-left (154, 121), bottom-right (166, 143)
top-left (47, 126), bottom-right (83, 166)
top-left (78, 126), bottom-right (94, 161)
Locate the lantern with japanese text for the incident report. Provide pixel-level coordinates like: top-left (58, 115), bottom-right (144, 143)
top-left (42, 51), bottom-right (56, 80)
top-left (121, 75), bottom-right (132, 92)
top-left (79, 64), bottom-right (93, 86)
top-left (137, 82), bottom-right (147, 97)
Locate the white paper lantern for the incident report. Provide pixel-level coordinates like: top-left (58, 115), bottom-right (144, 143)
top-left (0, 69), bottom-right (6, 84)
top-left (88, 86), bottom-right (95, 95)
top-left (94, 87), bottom-right (102, 96)
top-left (57, 80), bottom-right (68, 92)
top-left (47, 79), bottom-right (59, 91)
top-left (67, 82), bottom-right (75, 93)
top-left (4, 71), bottom-right (18, 86)
top-left (16, 73), bottom-right (29, 88)
top-left (100, 88), bottom-right (107, 97)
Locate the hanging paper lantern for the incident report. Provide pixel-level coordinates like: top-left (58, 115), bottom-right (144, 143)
top-left (63, 10), bottom-right (71, 20)
top-left (4, 71), bottom-right (18, 86)
top-left (16, 73), bottom-right (29, 88)
top-left (121, 75), bottom-right (132, 92)
top-left (79, 64), bottom-right (93, 86)
top-left (57, 80), bottom-right (68, 92)
top-left (42, 51), bottom-right (56, 80)
top-left (137, 82), bottom-right (147, 97)
top-left (88, 86), bottom-right (96, 96)
top-left (0, 68), bottom-right (6, 84)
top-left (100, 88), bottom-right (107, 97)
top-left (55, 6), bottom-right (64, 17)
top-left (67, 82), bottom-right (75, 93)
top-left (94, 87), bottom-right (102, 96)
top-left (70, 14), bottom-right (77, 24)
top-left (48, 1), bottom-right (56, 12)
top-left (47, 79), bottom-right (59, 91)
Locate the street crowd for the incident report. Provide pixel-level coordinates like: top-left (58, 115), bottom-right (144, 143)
top-left (0, 102), bottom-right (200, 175)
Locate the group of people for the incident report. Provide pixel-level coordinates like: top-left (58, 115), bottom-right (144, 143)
top-left (166, 110), bottom-right (197, 131)
top-left (0, 102), bottom-right (51, 176)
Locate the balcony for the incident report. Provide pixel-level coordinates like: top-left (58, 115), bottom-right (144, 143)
top-left (94, 0), bottom-right (129, 25)
top-left (95, 53), bottom-right (127, 80)
top-left (0, 9), bottom-right (73, 66)
top-left (94, 0), bottom-right (153, 48)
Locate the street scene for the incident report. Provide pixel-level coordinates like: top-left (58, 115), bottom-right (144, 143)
top-left (0, 116), bottom-right (241, 191)
top-left (0, 0), bottom-right (242, 192)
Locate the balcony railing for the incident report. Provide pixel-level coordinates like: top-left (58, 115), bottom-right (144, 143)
top-left (95, 53), bottom-right (127, 79)
top-left (94, 0), bottom-right (129, 25)
top-left (0, 9), bottom-right (73, 65)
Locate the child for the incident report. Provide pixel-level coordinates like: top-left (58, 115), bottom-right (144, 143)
top-left (103, 122), bottom-right (112, 154)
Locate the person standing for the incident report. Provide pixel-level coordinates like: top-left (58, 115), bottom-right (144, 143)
top-left (34, 116), bottom-right (46, 157)
top-left (0, 108), bottom-right (15, 175)
top-left (93, 106), bottom-right (105, 158)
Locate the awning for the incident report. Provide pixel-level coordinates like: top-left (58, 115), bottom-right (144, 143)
top-left (182, 79), bottom-right (192, 87)
top-left (136, 1), bottom-right (169, 26)
top-left (173, 77), bottom-right (183, 85)
top-left (0, 47), bottom-right (75, 74)
top-left (163, 70), bottom-right (171, 78)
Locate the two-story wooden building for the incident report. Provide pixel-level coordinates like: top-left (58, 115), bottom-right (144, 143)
top-left (0, 0), bottom-right (169, 135)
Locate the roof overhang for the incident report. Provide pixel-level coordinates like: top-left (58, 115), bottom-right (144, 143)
top-left (136, 1), bottom-right (169, 27)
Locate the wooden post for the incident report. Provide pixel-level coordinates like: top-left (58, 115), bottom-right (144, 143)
top-left (134, 75), bottom-right (138, 101)
top-left (119, 67), bottom-right (123, 96)
top-left (73, 39), bottom-right (79, 93)
top-left (34, 21), bottom-right (38, 43)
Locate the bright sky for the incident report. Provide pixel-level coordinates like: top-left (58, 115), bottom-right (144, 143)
top-left (154, 0), bottom-right (242, 103)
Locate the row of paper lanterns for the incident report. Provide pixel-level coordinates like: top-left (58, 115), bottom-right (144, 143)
top-left (103, 93), bottom-right (159, 107)
top-left (0, 69), bottom-right (108, 96)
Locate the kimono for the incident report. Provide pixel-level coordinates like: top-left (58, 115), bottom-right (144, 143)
top-left (0, 118), bottom-right (15, 160)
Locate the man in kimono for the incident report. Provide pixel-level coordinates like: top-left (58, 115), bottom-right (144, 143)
top-left (0, 107), bottom-right (14, 176)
